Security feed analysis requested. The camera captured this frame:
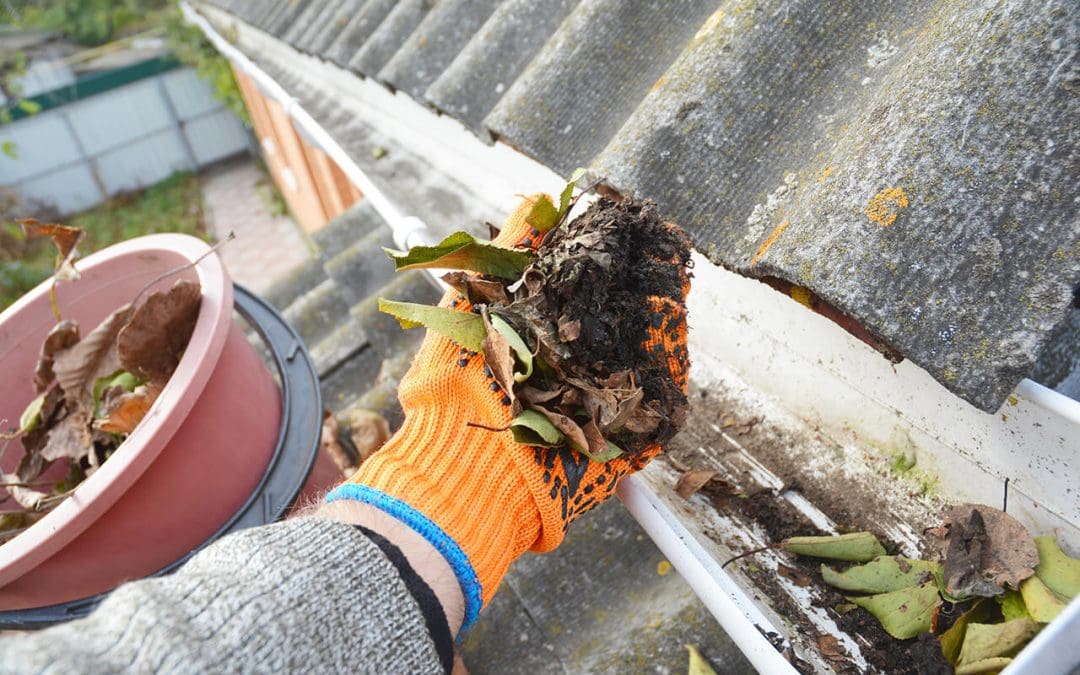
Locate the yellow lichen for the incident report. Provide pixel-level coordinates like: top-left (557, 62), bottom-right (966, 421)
top-left (865, 187), bottom-right (909, 227)
top-left (751, 220), bottom-right (790, 265)
top-left (790, 285), bottom-right (813, 308)
top-left (817, 166), bottom-right (834, 182)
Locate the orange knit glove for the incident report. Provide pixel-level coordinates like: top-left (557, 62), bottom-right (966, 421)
top-left (325, 196), bottom-right (691, 632)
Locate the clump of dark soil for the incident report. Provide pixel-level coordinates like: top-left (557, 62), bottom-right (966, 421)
top-left (503, 197), bottom-right (692, 455)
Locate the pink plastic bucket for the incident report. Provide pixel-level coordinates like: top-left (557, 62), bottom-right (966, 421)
top-left (0, 234), bottom-right (281, 610)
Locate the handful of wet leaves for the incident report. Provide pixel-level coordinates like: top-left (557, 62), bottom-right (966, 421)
top-left (1, 221), bottom-right (202, 543)
top-left (378, 171), bottom-right (691, 461)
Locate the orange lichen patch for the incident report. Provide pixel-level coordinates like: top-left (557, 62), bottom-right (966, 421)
top-left (790, 284), bottom-right (813, 308)
top-left (865, 187), bottom-right (909, 227)
top-left (751, 220), bottom-right (790, 265)
top-left (817, 166), bottom-right (834, 183)
top-left (650, 75), bottom-right (667, 93)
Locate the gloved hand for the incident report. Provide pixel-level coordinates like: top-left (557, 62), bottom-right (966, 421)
top-left (325, 195), bottom-right (690, 632)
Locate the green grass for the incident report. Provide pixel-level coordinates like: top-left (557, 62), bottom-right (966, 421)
top-left (1, 171), bottom-right (209, 311)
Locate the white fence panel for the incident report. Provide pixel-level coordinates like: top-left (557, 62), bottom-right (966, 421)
top-left (18, 163), bottom-right (102, 215)
top-left (185, 109), bottom-right (249, 166)
top-left (1, 65), bottom-right (250, 216)
top-left (0, 111), bottom-right (82, 183)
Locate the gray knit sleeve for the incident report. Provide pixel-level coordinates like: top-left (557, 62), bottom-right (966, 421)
top-left (0, 518), bottom-right (445, 674)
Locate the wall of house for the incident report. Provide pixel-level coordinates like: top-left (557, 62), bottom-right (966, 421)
top-left (0, 64), bottom-right (251, 216)
top-left (231, 67), bottom-right (361, 233)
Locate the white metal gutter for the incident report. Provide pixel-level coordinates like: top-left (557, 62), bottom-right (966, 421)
top-left (184, 4), bottom-right (1080, 672)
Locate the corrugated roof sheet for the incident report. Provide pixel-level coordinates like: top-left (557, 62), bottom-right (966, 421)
top-left (199, 0), bottom-right (1079, 412)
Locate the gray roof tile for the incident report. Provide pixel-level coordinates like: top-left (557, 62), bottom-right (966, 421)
top-left (348, 0), bottom-right (436, 80)
top-left (377, 0), bottom-right (503, 101)
top-left (426, 0), bottom-right (580, 138)
top-left (483, 0), bottom-right (720, 176)
top-left (323, 0), bottom-right (398, 68)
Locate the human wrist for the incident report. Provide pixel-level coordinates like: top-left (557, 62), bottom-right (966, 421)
top-left (316, 499), bottom-right (466, 637)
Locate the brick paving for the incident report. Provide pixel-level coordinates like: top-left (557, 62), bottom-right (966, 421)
top-left (201, 158), bottom-right (313, 293)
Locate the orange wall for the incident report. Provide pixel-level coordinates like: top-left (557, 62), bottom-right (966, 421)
top-left (232, 67), bottom-right (361, 233)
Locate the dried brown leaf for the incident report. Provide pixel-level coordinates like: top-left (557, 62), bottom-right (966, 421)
top-left (816, 635), bottom-right (847, 661)
top-left (95, 383), bottom-right (160, 434)
top-left (53, 304), bottom-right (132, 404)
top-left (517, 386), bottom-right (564, 405)
top-left (557, 317), bottom-right (581, 342)
top-left (481, 312), bottom-right (516, 405)
top-left (777, 563), bottom-right (813, 587)
top-left (2, 473), bottom-right (48, 510)
top-left (529, 406), bottom-right (589, 454)
top-left (20, 219), bottom-right (84, 281)
top-left (942, 504), bottom-right (1038, 598)
top-left (15, 448), bottom-right (48, 483)
top-left (343, 408), bottom-right (391, 466)
top-left (33, 320), bottom-right (79, 392)
top-left (40, 407), bottom-right (92, 463)
top-left (320, 411), bottom-right (355, 476)
top-left (676, 469), bottom-right (720, 499)
top-left (441, 272), bottom-right (509, 306)
top-left (581, 418), bottom-right (609, 461)
top-left (118, 280), bottom-right (201, 384)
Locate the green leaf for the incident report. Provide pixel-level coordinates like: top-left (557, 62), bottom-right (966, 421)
top-left (490, 314), bottom-right (533, 382)
top-left (583, 440), bottom-right (624, 463)
top-left (19, 393), bottom-right (46, 434)
top-left (1020, 575), bottom-right (1065, 623)
top-left (377, 299), bottom-right (487, 352)
top-left (957, 618), bottom-right (1038, 667)
top-left (1034, 535), bottom-right (1080, 600)
top-left (92, 370), bottom-right (141, 417)
top-left (383, 232), bottom-right (534, 280)
top-left (2, 141), bottom-right (16, 159)
top-left (997, 591), bottom-right (1029, 622)
top-left (955, 657), bottom-right (1013, 675)
top-left (510, 409), bottom-right (565, 447)
top-left (17, 99), bottom-right (41, 115)
top-left (939, 600), bottom-right (994, 666)
top-left (525, 195), bottom-right (560, 233)
top-left (783, 532), bottom-right (887, 562)
top-left (821, 555), bottom-right (941, 593)
top-left (686, 644), bottom-right (718, 675)
top-left (848, 580), bottom-right (941, 639)
top-left (558, 167), bottom-right (587, 219)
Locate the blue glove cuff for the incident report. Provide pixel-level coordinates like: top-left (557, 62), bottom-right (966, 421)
top-left (325, 483), bottom-right (483, 634)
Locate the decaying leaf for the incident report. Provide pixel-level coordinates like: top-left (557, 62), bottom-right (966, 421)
top-left (1, 472), bottom-right (48, 510)
top-left (39, 407), bottom-right (93, 462)
top-left (53, 304), bottom-right (133, 403)
top-left (942, 504), bottom-right (1038, 598)
top-left (525, 194), bottom-right (560, 233)
top-left (1033, 535), bottom-right (1080, 600)
top-left (93, 370), bottom-right (140, 416)
top-left (94, 383), bottom-right (160, 434)
top-left (685, 644), bottom-right (718, 675)
top-left (441, 272), bottom-right (509, 306)
top-left (777, 563), bottom-right (812, 587)
top-left (675, 469), bottom-right (719, 499)
top-left (343, 408), bottom-right (390, 466)
top-left (481, 312), bottom-right (517, 404)
top-left (558, 168), bottom-right (587, 221)
top-left (956, 618), bottom-right (1038, 667)
top-left (955, 657), bottom-right (1013, 675)
top-left (321, 411), bottom-right (357, 476)
top-left (20, 219), bottom-right (84, 281)
top-left (529, 406), bottom-right (589, 454)
top-left (815, 634), bottom-right (847, 662)
top-left (33, 320), bottom-right (79, 392)
top-left (509, 409), bottom-right (564, 447)
top-left (997, 590), bottom-right (1029, 622)
top-left (579, 418), bottom-right (623, 462)
top-left (378, 299), bottom-right (486, 353)
top-left (938, 600), bottom-right (994, 666)
top-left (490, 314), bottom-right (533, 382)
top-left (1019, 575), bottom-right (1065, 623)
top-left (118, 280), bottom-right (202, 384)
top-left (821, 555), bottom-right (941, 594)
top-left (783, 532), bottom-right (888, 562)
top-left (848, 580), bottom-right (941, 639)
top-left (384, 232), bottom-right (534, 280)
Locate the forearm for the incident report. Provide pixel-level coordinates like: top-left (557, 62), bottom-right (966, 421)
top-left (0, 518), bottom-right (448, 674)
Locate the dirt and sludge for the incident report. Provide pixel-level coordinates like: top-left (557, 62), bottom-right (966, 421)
top-left (501, 197), bottom-right (693, 455)
top-left (651, 368), bottom-right (958, 673)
